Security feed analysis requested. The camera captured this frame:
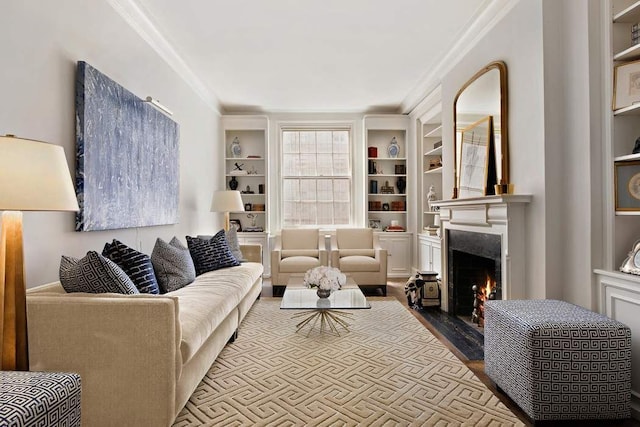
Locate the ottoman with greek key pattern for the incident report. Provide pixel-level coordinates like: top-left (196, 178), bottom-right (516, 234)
top-left (0, 371), bottom-right (81, 426)
top-left (484, 299), bottom-right (631, 421)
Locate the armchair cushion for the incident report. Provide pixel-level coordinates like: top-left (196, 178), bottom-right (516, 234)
top-left (281, 249), bottom-right (319, 258)
top-left (282, 229), bottom-right (320, 250)
top-left (280, 256), bottom-right (322, 273)
top-left (338, 249), bottom-right (375, 258)
top-left (337, 228), bottom-right (373, 249)
top-left (338, 255), bottom-right (381, 272)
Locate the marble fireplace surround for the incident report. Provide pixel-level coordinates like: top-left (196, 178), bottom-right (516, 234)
top-left (431, 195), bottom-right (532, 313)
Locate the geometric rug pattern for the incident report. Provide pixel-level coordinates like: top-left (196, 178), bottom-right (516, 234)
top-left (173, 298), bottom-right (523, 426)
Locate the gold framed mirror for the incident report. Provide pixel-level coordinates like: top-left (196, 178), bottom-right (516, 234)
top-left (453, 61), bottom-right (510, 198)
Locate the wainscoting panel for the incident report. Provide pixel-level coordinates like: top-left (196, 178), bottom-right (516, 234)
top-left (596, 269), bottom-right (640, 419)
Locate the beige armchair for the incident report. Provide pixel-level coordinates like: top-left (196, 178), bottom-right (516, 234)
top-left (330, 228), bottom-right (388, 296)
top-left (270, 229), bottom-right (328, 296)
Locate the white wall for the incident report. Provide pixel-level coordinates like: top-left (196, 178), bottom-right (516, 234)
top-left (1, 1), bottom-right (222, 287)
top-left (439, 0), bottom-right (602, 308)
top-left (442, 0), bottom-right (548, 299)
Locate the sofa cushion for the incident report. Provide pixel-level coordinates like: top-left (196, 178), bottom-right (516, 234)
top-left (59, 251), bottom-right (139, 294)
top-left (186, 231), bottom-right (240, 276)
top-left (280, 256), bottom-right (322, 273)
top-left (339, 255), bottom-right (381, 272)
top-left (102, 239), bottom-right (160, 294)
top-left (170, 262), bottom-right (263, 364)
top-left (151, 237), bottom-right (196, 293)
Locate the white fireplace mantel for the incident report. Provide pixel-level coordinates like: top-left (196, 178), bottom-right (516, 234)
top-left (431, 194), bottom-right (532, 312)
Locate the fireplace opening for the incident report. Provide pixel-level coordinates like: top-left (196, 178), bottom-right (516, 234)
top-left (447, 230), bottom-right (501, 325)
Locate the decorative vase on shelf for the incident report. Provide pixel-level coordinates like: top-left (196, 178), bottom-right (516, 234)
top-left (388, 137), bottom-right (399, 158)
top-left (396, 176), bottom-right (406, 194)
top-left (231, 137), bottom-right (241, 158)
top-left (229, 176), bottom-right (238, 190)
top-left (317, 288), bottom-right (331, 299)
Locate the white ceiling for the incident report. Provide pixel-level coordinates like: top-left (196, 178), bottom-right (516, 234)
top-left (126, 0), bottom-right (498, 113)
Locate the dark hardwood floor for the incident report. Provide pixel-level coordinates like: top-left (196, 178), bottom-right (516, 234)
top-left (263, 279), bottom-right (639, 426)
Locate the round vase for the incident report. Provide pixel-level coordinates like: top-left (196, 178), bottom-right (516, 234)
top-left (229, 176), bottom-right (238, 190)
top-left (316, 288), bottom-right (331, 298)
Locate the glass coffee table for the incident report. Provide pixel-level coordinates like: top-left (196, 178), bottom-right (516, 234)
top-left (280, 277), bottom-right (371, 336)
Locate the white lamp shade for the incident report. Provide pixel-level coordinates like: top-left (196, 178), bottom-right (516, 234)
top-left (0, 136), bottom-right (79, 211)
top-left (210, 190), bottom-right (244, 213)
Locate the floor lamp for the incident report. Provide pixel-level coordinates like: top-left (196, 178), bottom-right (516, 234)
top-left (0, 135), bottom-right (79, 370)
top-left (210, 190), bottom-right (244, 231)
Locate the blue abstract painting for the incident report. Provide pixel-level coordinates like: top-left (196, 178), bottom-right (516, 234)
top-left (75, 61), bottom-right (179, 231)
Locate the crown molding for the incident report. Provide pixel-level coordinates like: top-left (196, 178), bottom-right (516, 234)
top-left (106, 0), bottom-right (222, 115)
top-left (402, 0), bottom-right (521, 115)
top-left (410, 85), bottom-right (442, 121)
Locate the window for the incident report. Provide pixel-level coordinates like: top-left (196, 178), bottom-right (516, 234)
top-left (282, 129), bottom-right (351, 227)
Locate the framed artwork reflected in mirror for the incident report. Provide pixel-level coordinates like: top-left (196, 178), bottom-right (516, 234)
top-left (458, 116), bottom-right (494, 198)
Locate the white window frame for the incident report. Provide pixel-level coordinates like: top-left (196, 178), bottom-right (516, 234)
top-left (277, 122), bottom-right (356, 229)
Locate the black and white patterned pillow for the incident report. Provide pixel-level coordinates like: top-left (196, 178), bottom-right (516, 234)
top-left (151, 237), bottom-right (196, 293)
top-left (59, 251), bottom-right (139, 294)
top-left (186, 230), bottom-right (240, 276)
top-left (197, 229), bottom-right (245, 263)
top-left (102, 239), bottom-right (160, 294)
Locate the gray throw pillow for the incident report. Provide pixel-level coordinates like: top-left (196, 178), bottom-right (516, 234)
top-left (225, 227), bottom-right (245, 262)
top-left (59, 251), bottom-right (139, 294)
top-left (151, 237), bottom-right (196, 293)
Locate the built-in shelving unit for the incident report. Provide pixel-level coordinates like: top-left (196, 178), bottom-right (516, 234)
top-left (364, 116), bottom-right (410, 232)
top-left (222, 115), bottom-right (270, 275)
top-left (420, 111), bottom-right (443, 234)
top-left (364, 115), bottom-right (412, 278)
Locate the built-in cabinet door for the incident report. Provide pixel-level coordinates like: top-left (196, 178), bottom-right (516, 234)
top-left (377, 232), bottom-right (411, 278)
top-left (417, 234), bottom-right (442, 278)
top-left (431, 239), bottom-right (442, 278)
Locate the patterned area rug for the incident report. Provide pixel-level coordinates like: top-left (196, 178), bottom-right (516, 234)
top-left (174, 298), bottom-right (523, 426)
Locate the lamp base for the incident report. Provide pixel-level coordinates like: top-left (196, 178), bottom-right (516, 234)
top-left (0, 211), bottom-right (29, 370)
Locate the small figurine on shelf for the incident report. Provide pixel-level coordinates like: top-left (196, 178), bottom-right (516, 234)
top-left (633, 136), bottom-right (640, 154)
top-left (427, 185), bottom-right (438, 211)
top-left (247, 213), bottom-right (257, 228)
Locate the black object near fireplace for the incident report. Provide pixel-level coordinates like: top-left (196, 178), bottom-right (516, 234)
top-left (447, 229), bottom-right (502, 318)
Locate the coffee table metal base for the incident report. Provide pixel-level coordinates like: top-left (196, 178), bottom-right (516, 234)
top-left (292, 309), bottom-right (352, 336)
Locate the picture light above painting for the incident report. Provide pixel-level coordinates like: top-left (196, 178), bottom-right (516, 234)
top-left (75, 61), bottom-right (179, 231)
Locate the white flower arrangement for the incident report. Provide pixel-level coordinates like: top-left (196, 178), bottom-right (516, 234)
top-left (303, 266), bottom-right (347, 291)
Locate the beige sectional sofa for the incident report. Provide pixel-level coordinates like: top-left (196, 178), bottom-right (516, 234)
top-left (26, 244), bottom-right (263, 427)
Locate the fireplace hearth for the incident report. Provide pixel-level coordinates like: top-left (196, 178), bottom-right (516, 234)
top-left (447, 229), bottom-right (501, 319)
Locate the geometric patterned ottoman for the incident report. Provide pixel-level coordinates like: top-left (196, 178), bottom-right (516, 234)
top-left (484, 299), bottom-right (631, 422)
top-left (0, 371), bottom-right (81, 427)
